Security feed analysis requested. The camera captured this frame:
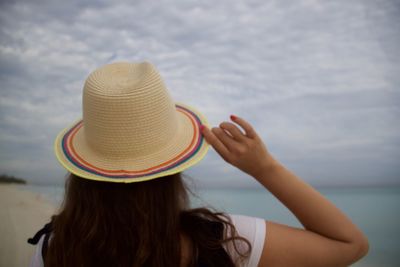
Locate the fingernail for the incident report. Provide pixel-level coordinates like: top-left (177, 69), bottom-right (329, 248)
top-left (230, 115), bottom-right (237, 120)
top-left (200, 125), bottom-right (205, 132)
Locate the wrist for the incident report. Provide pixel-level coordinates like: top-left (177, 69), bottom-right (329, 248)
top-left (253, 154), bottom-right (280, 180)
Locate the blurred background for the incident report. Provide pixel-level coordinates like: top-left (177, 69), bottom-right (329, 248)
top-left (0, 0), bottom-right (399, 266)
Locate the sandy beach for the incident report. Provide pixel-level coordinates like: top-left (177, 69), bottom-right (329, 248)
top-left (0, 185), bottom-right (56, 267)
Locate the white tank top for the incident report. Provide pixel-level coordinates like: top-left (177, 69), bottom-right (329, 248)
top-left (224, 214), bottom-right (266, 267)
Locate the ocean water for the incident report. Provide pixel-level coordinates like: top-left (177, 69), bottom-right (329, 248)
top-left (23, 185), bottom-right (400, 267)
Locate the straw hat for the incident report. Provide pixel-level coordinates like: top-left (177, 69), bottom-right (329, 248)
top-left (54, 61), bottom-right (210, 183)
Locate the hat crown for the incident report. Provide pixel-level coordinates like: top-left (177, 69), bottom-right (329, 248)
top-left (82, 62), bottom-right (179, 158)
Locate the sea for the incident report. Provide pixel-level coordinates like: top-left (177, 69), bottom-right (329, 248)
top-left (21, 185), bottom-right (400, 267)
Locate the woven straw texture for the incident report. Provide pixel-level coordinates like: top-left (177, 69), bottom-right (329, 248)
top-left (54, 62), bottom-right (209, 183)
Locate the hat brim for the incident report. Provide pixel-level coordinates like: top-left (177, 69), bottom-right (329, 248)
top-left (54, 102), bottom-right (210, 183)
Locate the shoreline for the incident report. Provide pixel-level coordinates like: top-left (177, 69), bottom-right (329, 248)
top-left (0, 184), bottom-right (56, 267)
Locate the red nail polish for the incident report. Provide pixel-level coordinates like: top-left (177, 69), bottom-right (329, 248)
top-left (200, 125), bottom-right (205, 131)
top-left (230, 115), bottom-right (237, 120)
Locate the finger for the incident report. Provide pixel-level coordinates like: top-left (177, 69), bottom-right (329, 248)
top-left (230, 115), bottom-right (258, 139)
top-left (219, 122), bottom-right (247, 142)
top-left (211, 127), bottom-right (242, 153)
top-left (200, 125), bottom-right (231, 161)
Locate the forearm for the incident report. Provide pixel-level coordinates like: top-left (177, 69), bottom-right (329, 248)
top-left (255, 157), bottom-right (366, 244)
top-left (201, 116), bottom-right (369, 264)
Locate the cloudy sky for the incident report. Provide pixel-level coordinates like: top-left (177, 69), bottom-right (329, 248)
top-left (0, 0), bottom-right (399, 187)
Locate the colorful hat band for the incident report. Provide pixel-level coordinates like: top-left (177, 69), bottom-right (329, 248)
top-left (61, 104), bottom-right (203, 179)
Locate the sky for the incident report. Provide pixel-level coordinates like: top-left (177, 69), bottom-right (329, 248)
top-left (0, 0), bottom-right (399, 187)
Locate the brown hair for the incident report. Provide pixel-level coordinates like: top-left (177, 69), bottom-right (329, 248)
top-left (45, 172), bottom-right (251, 267)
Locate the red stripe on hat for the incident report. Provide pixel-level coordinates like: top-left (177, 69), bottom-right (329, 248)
top-left (63, 106), bottom-right (201, 177)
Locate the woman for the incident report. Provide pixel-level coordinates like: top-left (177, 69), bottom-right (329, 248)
top-left (29, 62), bottom-right (369, 267)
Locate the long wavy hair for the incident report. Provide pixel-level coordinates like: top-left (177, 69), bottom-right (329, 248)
top-left (45, 172), bottom-right (251, 267)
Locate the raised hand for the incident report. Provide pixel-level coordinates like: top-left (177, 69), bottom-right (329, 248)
top-left (200, 115), bottom-right (276, 179)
